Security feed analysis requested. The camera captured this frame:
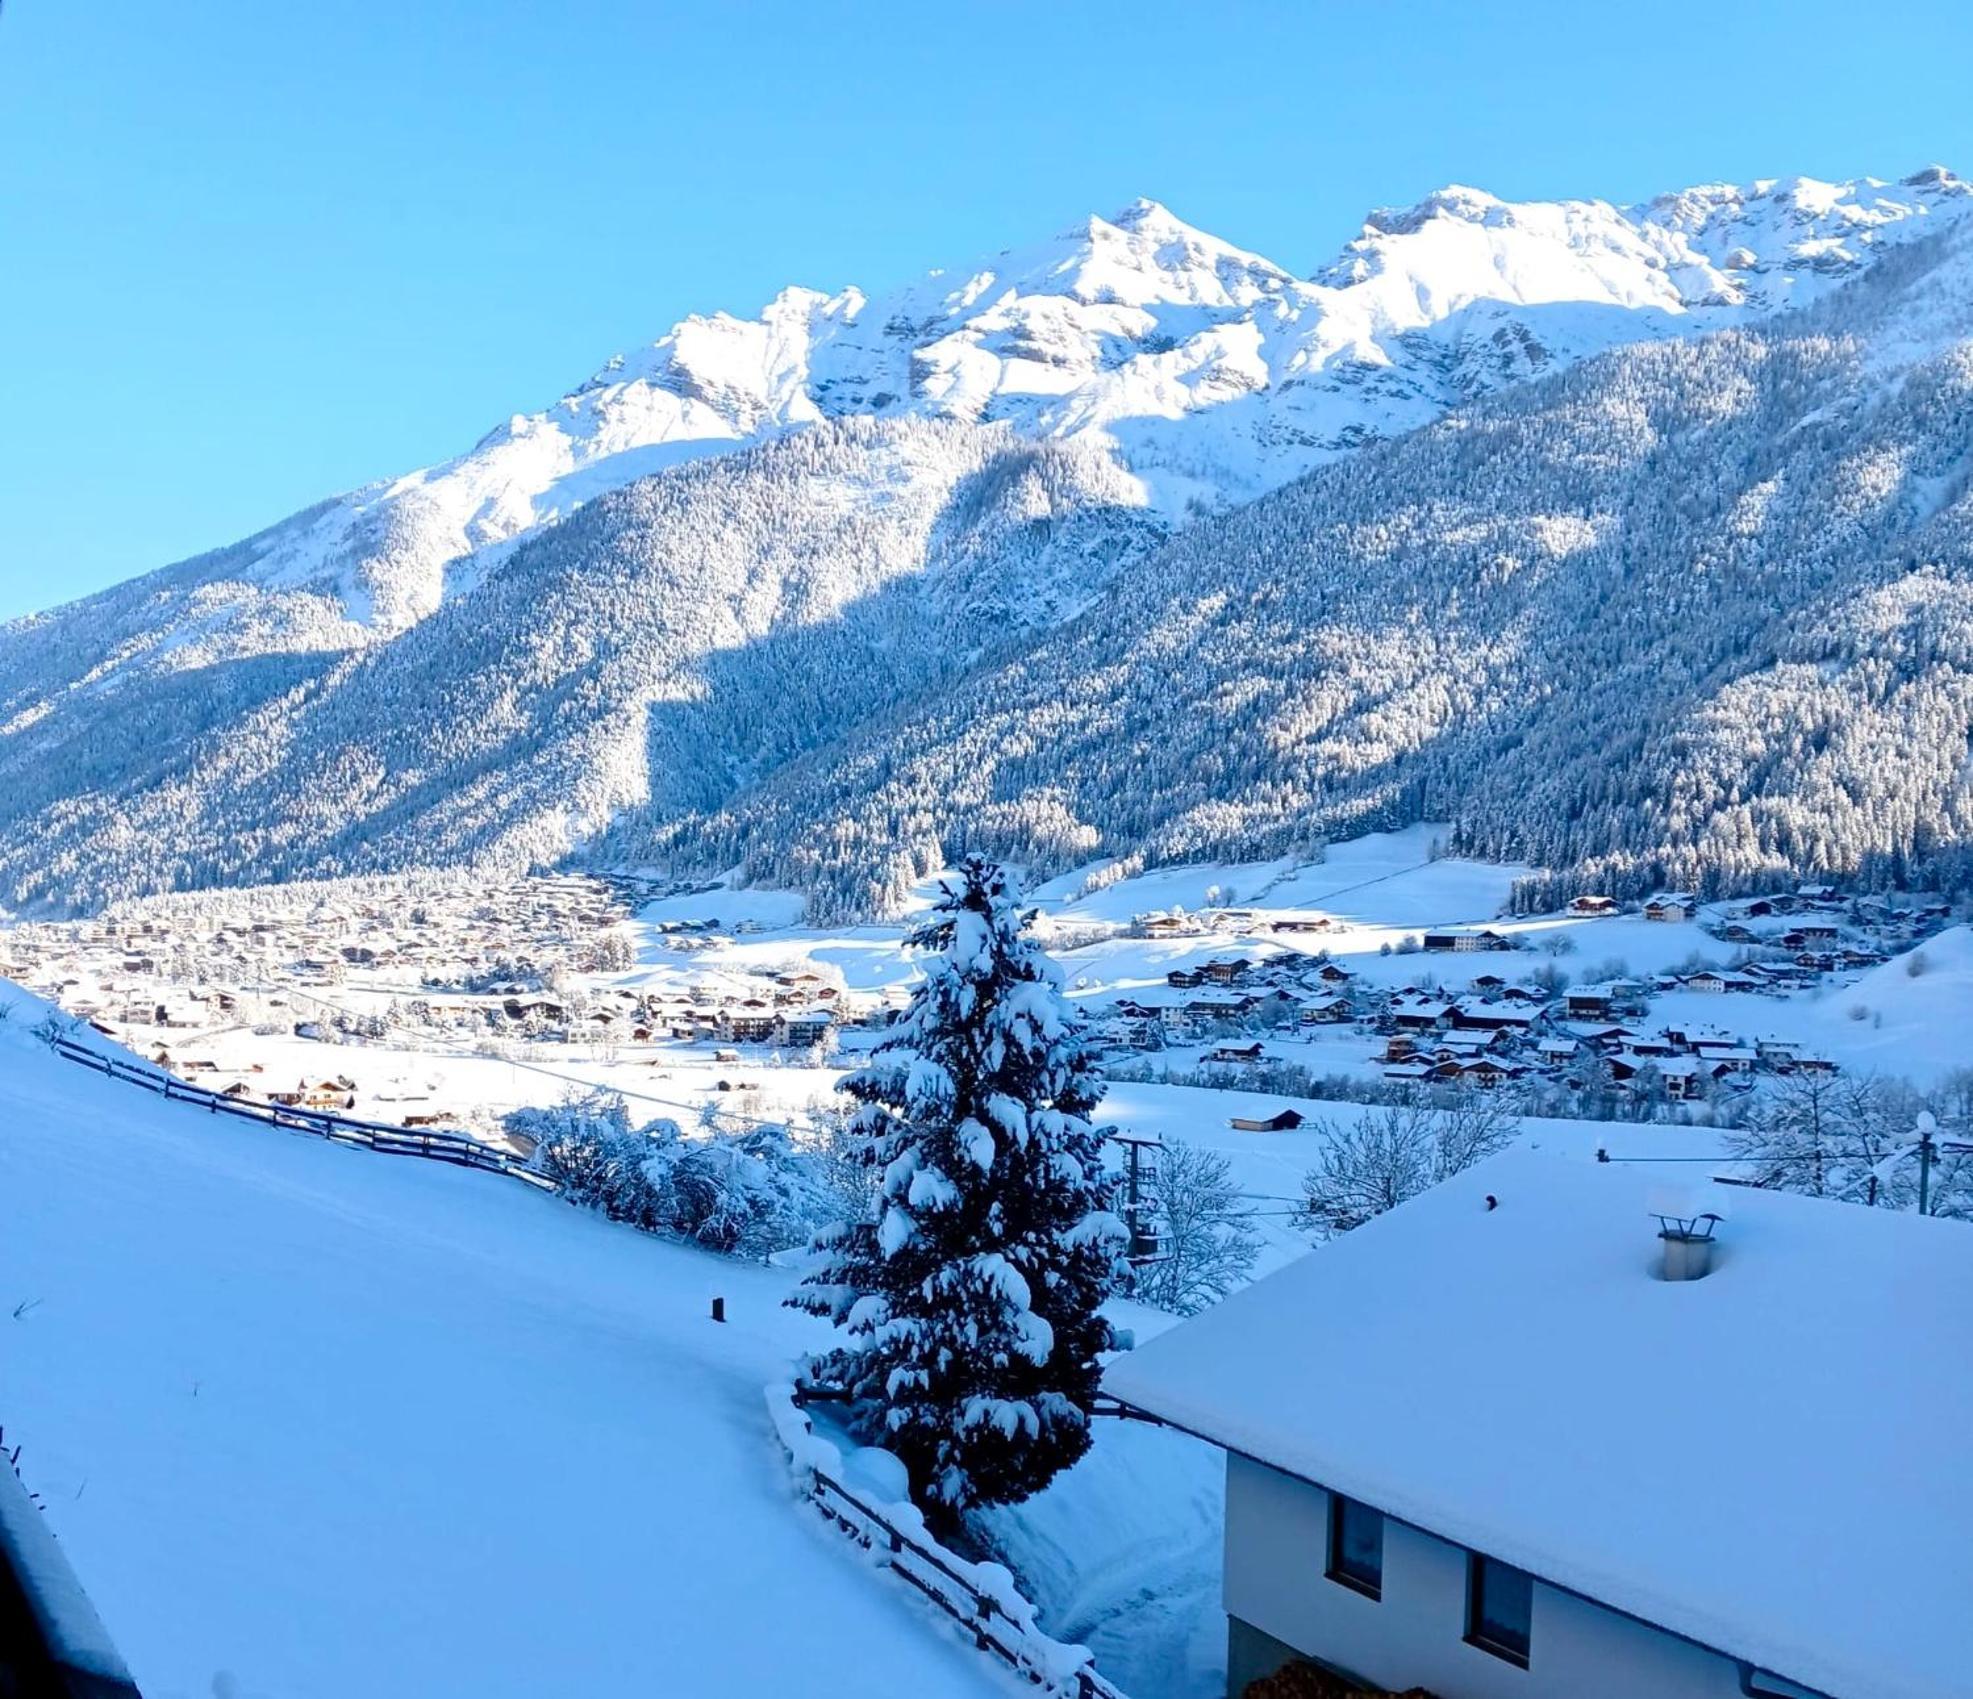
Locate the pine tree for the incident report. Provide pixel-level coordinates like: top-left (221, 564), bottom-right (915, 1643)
top-left (791, 856), bottom-right (1125, 1511)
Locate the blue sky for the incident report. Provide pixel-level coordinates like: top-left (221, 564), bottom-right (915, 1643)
top-left (4, 0), bottom-right (1971, 620)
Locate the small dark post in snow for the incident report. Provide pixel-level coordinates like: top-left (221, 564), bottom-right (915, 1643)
top-left (1914, 1112), bottom-right (1937, 1216)
top-left (710, 1296), bottom-right (726, 1324)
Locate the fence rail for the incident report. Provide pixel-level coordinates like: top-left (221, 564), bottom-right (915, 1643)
top-left (48, 1037), bottom-right (555, 1193)
top-left (773, 1390), bottom-right (1129, 1699)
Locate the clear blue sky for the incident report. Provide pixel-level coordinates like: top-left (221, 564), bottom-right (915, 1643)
top-left (4, 0), bottom-right (1971, 621)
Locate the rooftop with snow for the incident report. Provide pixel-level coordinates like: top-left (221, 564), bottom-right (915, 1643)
top-left (1104, 1150), bottom-right (1973, 1699)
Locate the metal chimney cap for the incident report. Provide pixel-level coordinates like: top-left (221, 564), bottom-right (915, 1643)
top-left (1653, 1209), bottom-right (1722, 1243)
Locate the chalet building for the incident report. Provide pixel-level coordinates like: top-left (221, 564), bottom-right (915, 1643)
top-left (1457, 1057), bottom-right (1520, 1090)
top-left (1448, 999), bottom-right (1537, 1034)
top-left (1422, 930), bottom-right (1510, 954)
top-left (1298, 995), bottom-right (1354, 1026)
top-left (1389, 1000), bottom-right (1452, 1032)
top-left (1312, 962), bottom-right (1355, 985)
top-left (1105, 1154), bottom-right (1970, 1699)
top-left (1642, 893), bottom-right (1695, 923)
top-left (1567, 895), bottom-right (1618, 916)
top-left (779, 1008), bottom-right (836, 1048)
top-left (1690, 1041), bottom-right (1757, 1074)
top-left (1207, 1043), bottom-right (1268, 1066)
top-left (1682, 970), bottom-right (1759, 995)
top-left (1203, 958), bottom-right (1254, 985)
top-left (721, 1006), bottom-right (780, 1044)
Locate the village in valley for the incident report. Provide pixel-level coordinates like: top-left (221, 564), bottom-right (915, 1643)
top-left (3, 827), bottom-right (1964, 1169)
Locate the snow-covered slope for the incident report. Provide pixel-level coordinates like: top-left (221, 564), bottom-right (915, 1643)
top-left (6, 167), bottom-right (1973, 915)
top-left (0, 992), bottom-right (1007, 1697)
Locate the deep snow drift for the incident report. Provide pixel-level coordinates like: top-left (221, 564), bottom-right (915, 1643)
top-left (0, 993), bottom-right (1009, 1699)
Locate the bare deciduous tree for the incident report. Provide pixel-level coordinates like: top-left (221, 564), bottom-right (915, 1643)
top-left (1301, 1091), bottom-right (1519, 1239)
top-left (1131, 1139), bottom-right (1261, 1316)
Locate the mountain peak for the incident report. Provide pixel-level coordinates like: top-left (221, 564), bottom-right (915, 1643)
top-left (1360, 183), bottom-right (1512, 238)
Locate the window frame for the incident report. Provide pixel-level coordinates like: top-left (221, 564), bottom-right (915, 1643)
top-left (1466, 1552), bottom-right (1533, 1668)
top-left (1323, 1492), bottom-right (1384, 1602)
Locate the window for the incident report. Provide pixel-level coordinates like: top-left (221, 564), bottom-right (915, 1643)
top-left (1467, 1554), bottom-right (1533, 1667)
top-left (1325, 1494), bottom-right (1383, 1599)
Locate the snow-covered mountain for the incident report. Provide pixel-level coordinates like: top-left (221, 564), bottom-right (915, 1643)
top-left (64, 167), bottom-right (1973, 653)
top-left (641, 224), bottom-right (1973, 915)
top-left (6, 167), bottom-right (1973, 913)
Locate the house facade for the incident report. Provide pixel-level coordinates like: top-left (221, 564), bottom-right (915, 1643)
top-left (1223, 1457), bottom-right (1760, 1698)
top-left (1104, 1153), bottom-right (1968, 1699)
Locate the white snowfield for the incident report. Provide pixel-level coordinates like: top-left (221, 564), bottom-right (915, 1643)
top-left (1104, 1151), bottom-right (1973, 1699)
top-left (0, 997), bottom-right (1010, 1699)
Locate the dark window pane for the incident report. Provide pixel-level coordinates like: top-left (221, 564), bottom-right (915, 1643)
top-left (1469, 1555), bottom-right (1532, 1665)
top-left (1326, 1495), bottom-right (1383, 1598)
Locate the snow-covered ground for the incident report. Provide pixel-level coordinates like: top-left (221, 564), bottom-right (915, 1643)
top-left (0, 989), bottom-right (1015, 1699)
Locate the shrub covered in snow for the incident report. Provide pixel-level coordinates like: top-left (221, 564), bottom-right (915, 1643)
top-left (518, 1089), bottom-right (839, 1258)
top-left (791, 857), bottom-right (1127, 1512)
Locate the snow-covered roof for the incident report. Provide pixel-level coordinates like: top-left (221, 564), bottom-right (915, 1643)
top-left (1104, 1152), bottom-right (1973, 1699)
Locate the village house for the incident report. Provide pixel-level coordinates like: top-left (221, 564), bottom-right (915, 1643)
top-left (1387, 994), bottom-right (1452, 1032)
top-left (1202, 957), bottom-right (1254, 985)
top-left (1448, 998), bottom-right (1538, 1035)
top-left (1105, 1154), bottom-right (1971, 1699)
top-left (1421, 929), bottom-right (1511, 954)
top-left (719, 1003), bottom-right (780, 1044)
top-left (1642, 892), bottom-right (1696, 923)
top-left (1567, 895), bottom-right (1618, 916)
top-left (1682, 969), bottom-right (1760, 995)
top-left (778, 1007), bottom-right (836, 1049)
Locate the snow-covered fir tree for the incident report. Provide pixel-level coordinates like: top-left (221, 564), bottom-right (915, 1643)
top-left (791, 857), bottom-right (1126, 1511)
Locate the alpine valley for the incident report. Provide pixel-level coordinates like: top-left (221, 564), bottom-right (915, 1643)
top-left (8, 168), bottom-right (1973, 916)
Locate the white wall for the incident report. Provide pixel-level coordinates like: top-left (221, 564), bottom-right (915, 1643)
top-left (1222, 1454), bottom-right (1755, 1699)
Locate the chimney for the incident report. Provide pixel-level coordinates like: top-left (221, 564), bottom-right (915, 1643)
top-left (1649, 1188), bottom-right (1723, 1281)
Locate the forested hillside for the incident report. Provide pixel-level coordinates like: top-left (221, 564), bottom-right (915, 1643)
top-left (0, 422), bottom-right (1154, 908)
top-left (6, 174), bottom-right (1973, 918)
top-left (638, 233), bottom-right (1973, 914)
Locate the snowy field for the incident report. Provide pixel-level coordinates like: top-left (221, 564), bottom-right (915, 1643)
top-left (0, 991), bottom-right (1015, 1699)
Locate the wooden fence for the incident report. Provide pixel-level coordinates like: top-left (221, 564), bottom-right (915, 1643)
top-left (774, 1390), bottom-right (1129, 1699)
top-left (48, 1036), bottom-right (556, 1193)
top-left (810, 1475), bottom-right (1128, 1697)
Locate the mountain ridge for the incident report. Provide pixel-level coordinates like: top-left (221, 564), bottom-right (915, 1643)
top-left (6, 167), bottom-right (1973, 915)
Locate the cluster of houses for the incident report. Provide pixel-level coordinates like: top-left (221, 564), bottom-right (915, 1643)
top-left (1106, 954), bottom-right (1361, 1047)
top-left (1380, 992), bottom-right (1833, 1100)
top-left (0, 873), bottom-right (883, 1134)
top-left (0, 872), bottom-right (640, 1018)
top-left (1093, 945), bottom-right (1840, 1101)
